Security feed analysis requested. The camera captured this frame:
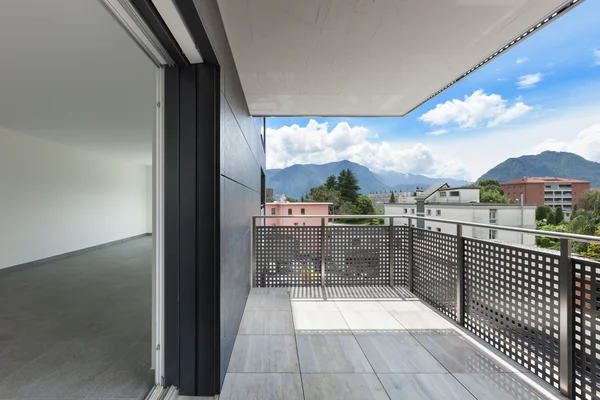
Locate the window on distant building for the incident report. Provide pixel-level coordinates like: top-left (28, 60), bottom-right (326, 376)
top-left (436, 210), bottom-right (441, 216)
top-left (411, 209), bottom-right (415, 214)
top-left (272, 223), bottom-right (276, 226)
top-left (271, 208), bottom-right (276, 215)
top-left (294, 222), bottom-right (298, 226)
top-left (303, 222), bottom-right (306, 226)
top-left (436, 228), bottom-right (442, 232)
top-left (301, 208), bottom-right (305, 215)
top-left (439, 192), bottom-right (447, 197)
top-left (489, 230), bottom-right (497, 240)
top-left (450, 191), bottom-right (459, 197)
top-left (404, 208), bottom-right (408, 214)
top-left (427, 209), bottom-right (431, 216)
top-left (288, 209), bottom-right (292, 215)
top-left (489, 209), bottom-right (497, 223)
top-left (427, 226), bottom-right (432, 230)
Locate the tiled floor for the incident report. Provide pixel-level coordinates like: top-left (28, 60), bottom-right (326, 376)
top-left (221, 287), bottom-right (566, 400)
top-left (0, 237), bottom-right (154, 400)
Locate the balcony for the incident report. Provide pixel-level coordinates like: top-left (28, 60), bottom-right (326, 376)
top-left (222, 215), bottom-right (600, 400)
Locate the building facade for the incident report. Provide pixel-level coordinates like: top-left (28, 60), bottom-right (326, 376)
top-left (266, 202), bottom-right (331, 226)
top-left (500, 177), bottom-right (590, 219)
top-left (385, 186), bottom-right (536, 246)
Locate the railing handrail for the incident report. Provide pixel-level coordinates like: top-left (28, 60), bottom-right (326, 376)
top-left (252, 214), bottom-right (600, 244)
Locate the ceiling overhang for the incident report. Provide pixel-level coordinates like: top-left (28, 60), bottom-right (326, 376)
top-left (215, 0), bottom-right (582, 117)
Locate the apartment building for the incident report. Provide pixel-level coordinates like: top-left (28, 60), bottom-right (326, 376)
top-left (500, 177), bottom-right (591, 218)
top-left (385, 185), bottom-right (536, 245)
top-left (266, 202), bottom-right (331, 226)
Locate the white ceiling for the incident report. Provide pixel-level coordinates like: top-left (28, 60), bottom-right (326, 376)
top-left (216, 0), bottom-right (573, 116)
top-left (0, 0), bottom-right (156, 165)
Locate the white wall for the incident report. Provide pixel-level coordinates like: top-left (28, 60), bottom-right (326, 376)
top-left (0, 128), bottom-right (149, 269)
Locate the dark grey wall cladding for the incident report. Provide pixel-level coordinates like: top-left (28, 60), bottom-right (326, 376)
top-left (192, 0), bottom-right (266, 387)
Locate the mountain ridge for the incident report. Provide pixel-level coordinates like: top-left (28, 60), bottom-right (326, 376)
top-left (267, 160), bottom-right (468, 198)
top-left (478, 151), bottom-right (600, 187)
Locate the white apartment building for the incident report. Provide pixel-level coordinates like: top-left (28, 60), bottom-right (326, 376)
top-left (384, 185), bottom-right (536, 246)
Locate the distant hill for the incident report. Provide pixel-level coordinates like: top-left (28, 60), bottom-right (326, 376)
top-left (478, 151), bottom-right (600, 188)
top-left (376, 170), bottom-right (469, 190)
top-left (266, 160), bottom-right (467, 198)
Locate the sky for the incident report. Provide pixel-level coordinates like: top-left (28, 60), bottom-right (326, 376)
top-left (265, 1), bottom-right (600, 182)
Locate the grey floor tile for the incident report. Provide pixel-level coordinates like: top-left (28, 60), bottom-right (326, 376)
top-left (334, 301), bottom-right (386, 312)
top-left (302, 373), bottom-right (389, 400)
top-left (296, 335), bottom-right (373, 373)
top-left (227, 335), bottom-right (299, 373)
top-left (238, 311), bottom-right (293, 335)
top-left (220, 373), bottom-right (303, 400)
top-left (293, 311), bottom-right (350, 333)
top-left (246, 290), bottom-right (291, 311)
top-left (355, 334), bottom-right (446, 373)
top-left (378, 373), bottom-right (476, 400)
top-left (387, 307), bottom-right (457, 331)
top-left (454, 373), bottom-right (545, 400)
top-left (414, 333), bottom-right (507, 373)
top-left (340, 310), bottom-right (405, 332)
top-left (291, 300), bottom-right (339, 312)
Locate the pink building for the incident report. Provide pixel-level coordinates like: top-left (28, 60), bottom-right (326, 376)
top-left (266, 203), bottom-right (332, 226)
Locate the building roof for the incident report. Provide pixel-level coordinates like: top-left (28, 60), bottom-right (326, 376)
top-left (269, 202), bottom-right (333, 205)
top-left (500, 177), bottom-right (591, 185)
top-left (416, 183), bottom-right (449, 200)
top-left (440, 186), bottom-right (479, 190)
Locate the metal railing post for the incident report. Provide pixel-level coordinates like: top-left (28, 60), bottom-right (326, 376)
top-left (251, 216), bottom-right (256, 287)
top-left (559, 238), bottom-right (573, 397)
top-left (389, 217), bottom-right (394, 287)
top-left (456, 224), bottom-right (465, 325)
top-left (407, 217), bottom-right (413, 291)
top-left (321, 217), bottom-right (326, 287)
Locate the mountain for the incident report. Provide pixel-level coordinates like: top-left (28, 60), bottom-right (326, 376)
top-left (266, 160), bottom-right (468, 198)
top-left (267, 160), bottom-right (388, 198)
top-left (478, 151), bottom-right (600, 187)
top-left (376, 171), bottom-right (469, 190)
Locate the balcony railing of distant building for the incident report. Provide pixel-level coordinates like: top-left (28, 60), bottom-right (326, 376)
top-left (250, 214), bottom-right (600, 400)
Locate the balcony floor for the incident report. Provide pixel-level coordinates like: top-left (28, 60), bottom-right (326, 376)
top-left (221, 287), bottom-right (565, 400)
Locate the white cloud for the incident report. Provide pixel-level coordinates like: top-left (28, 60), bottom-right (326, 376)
top-left (426, 129), bottom-right (447, 136)
top-left (517, 73), bottom-right (543, 88)
top-left (535, 123), bottom-right (600, 162)
top-left (266, 120), bottom-right (468, 179)
top-left (418, 90), bottom-right (532, 129)
top-left (594, 49), bottom-right (600, 66)
top-left (516, 57), bottom-right (529, 64)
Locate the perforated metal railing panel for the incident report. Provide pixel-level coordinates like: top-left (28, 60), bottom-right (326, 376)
top-left (411, 228), bottom-right (458, 319)
top-left (464, 238), bottom-right (561, 390)
top-left (324, 226), bottom-right (390, 286)
top-left (393, 226), bottom-right (409, 286)
top-left (574, 257), bottom-right (600, 400)
top-left (254, 226), bottom-right (322, 287)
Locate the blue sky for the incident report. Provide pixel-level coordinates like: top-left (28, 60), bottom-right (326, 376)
top-left (266, 1), bottom-right (600, 181)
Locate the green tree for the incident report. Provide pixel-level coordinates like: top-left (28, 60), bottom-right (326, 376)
top-left (338, 201), bottom-right (357, 216)
top-left (475, 179), bottom-right (512, 204)
top-left (325, 174), bottom-right (337, 190)
top-left (287, 196), bottom-right (298, 203)
top-left (546, 211), bottom-right (556, 225)
top-left (355, 195), bottom-right (376, 215)
top-left (266, 195), bottom-right (275, 203)
top-left (555, 207), bottom-right (564, 224)
top-left (535, 205), bottom-right (551, 221)
top-left (304, 185), bottom-right (341, 214)
top-left (337, 169), bottom-right (360, 203)
top-left (581, 226), bottom-right (600, 260)
top-left (389, 192), bottom-right (396, 203)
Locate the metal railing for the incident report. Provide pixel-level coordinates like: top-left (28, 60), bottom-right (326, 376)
top-left (251, 214), bottom-right (600, 400)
